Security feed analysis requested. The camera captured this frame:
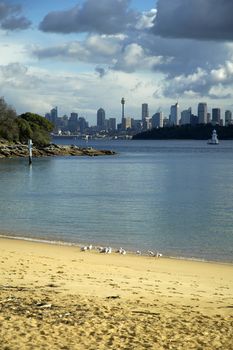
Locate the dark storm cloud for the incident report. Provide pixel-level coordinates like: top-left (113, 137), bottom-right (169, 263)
top-left (0, 1), bottom-right (31, 30)
top-left (0, 2), bottom-right (20, 19)
top-left (136, 32), bottom-right (230, 77)
top-left (39, 0), bottom-right (138, 34)
top-left (1, 16), bottom-right (31, 30)
top-left (153, 0), bottom-right (233, 41)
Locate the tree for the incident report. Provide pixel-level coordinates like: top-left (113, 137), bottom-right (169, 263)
top-left (0, 97), bottom-right (18, 141)
top-left (19, 112), bottom-right (53, 146)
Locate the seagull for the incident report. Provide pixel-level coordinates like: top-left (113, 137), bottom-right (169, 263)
top-left (81, 246), bottom-right (87, 251)
top-left (116, 247), bottom-right (126, 255)
top-left (156, 252), bottom-right (163, 258)
top-left (148, 250), bottom-right (155, 256)
top-left (136, 250), bottom-right (141, 255)
top-left (87, 244), bottom-right (92, 250)
top-left (100, 247), bottom-right (111, 254)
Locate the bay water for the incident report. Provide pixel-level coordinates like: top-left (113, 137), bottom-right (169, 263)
top-left (0, 139), bottom-right (233, 263)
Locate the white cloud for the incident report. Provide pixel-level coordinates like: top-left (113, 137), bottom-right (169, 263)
top-left (112, 43), bottom-right (168, 72)
top-left (0, 42), bottom-right (28, 65)
top-left (136, 9), bottom-right (157, 30)
top-left (0, 62), bottom-right (161, 122)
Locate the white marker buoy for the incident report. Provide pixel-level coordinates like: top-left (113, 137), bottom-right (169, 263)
top-left (28, 139), bottom-right (33, 165)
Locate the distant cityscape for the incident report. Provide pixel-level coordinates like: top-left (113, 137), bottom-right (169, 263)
top-left (45, 100), bottom-right (233, 139)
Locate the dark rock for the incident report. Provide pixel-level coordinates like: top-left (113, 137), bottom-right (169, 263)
top-left (0, 141), bottom-right (116, 159)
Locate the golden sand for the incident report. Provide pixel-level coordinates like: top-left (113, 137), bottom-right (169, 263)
top-left (0, 237), bottom-right (233, 349)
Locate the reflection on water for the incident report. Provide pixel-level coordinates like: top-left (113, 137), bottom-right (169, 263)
top-left (0, 139), bottom-right (233, 262)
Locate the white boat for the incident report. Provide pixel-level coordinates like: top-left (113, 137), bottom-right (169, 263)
top-left (207, 129), bottom-right (219, 145)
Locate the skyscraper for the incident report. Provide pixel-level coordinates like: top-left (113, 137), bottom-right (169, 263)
top-left (180, 107), bottom-right (192, 125)
top-left (198, 103), bottom-right (207, 124)
top-left (142, 103), bottom-right (149, 121)
top-left (169, 102), bottom-right (179, 126)
top-left (225, 110), bottom-right (232, 126)
top-left (97, 108), bottom-right (105, 130)
top-left (68, 112), bottom-right (78, 132)
top-left (212, 108), bottom-right (221, 125)
top-left (151, 112), bottom-right (163, 128)
top-left (50, 107), bottom-right (58, 124)
top-left (109, 118), bottom-right (116, 131)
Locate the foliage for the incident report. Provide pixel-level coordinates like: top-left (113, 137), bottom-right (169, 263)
top-left (19, 112), bottom-right (53, 146)
top-left (133, 124), bottom-right (233, 140)
top-left (0, 97), bottom-right (18, 141)
top-left (0, 97), bottom-right (53, 146)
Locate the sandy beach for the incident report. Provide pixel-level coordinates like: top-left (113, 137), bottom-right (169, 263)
top-left (0, 237), bottom-right (233, 349)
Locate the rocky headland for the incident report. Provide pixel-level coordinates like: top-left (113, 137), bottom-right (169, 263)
top-left (0, 140), bottom-right (116, 159)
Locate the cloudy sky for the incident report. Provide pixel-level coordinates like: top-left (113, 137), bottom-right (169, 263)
top-left (1, 0), bottom-right (233, 124)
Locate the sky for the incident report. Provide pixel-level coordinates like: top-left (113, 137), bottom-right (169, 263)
top-left (1, 0), bottom-right (233, 124)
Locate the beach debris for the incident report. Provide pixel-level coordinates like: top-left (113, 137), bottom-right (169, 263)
top-left (132, 310), bottom-right (160, 316)
top-left (106, 295), bottom-right (120, 299)
top-left (46, 283), bottom-right (59, 288)
top-left (35, 302), bottom-right (52, 309)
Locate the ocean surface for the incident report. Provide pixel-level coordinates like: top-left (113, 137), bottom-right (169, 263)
top-left (1, 138), bottom-right (233, 263)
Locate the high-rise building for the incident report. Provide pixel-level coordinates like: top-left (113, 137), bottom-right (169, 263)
top-left (190, 114), bottom-right (198, 126)
top-left (212, 108), bottom-right (221, 125)
top-left (180, 108), bottom-right (192, 125)
top-left (225, 110), bottom-right (232, 126)
top-left (45, 107), bottom-right (58, 130)
top-left (142, 103), bottom-right (149, 121)
top-left (68, 112), bottom-right (78, 132)
top-left (97, 108), bottom-right (105, 130)
top-left (78, 117), bottom-right (88, 133)
top-left (151, 112), bottom-right (163, 128)
top-left (122, 117), bottom-right (132, 130)
top-left (169, 102), bottom-right (179, 126)
top-left (50, 107), bottom-right (58, 124)
top-left (131, 119), bottom-right (143, 132)
top-left (198, 103), bottom-right (207, 124)
top-left (109, 118), bottom-right (116, 131)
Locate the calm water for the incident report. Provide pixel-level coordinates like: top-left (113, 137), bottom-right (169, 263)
top-left (0, 139), bottom-right (233, 263)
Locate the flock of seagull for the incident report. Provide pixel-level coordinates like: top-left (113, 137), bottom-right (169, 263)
top-left (80, 244), bottom-right (162, 258)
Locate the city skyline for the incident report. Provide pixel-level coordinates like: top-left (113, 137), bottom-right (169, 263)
top-left (1, 1), bottom-right (233, 124)
top-left (46, 100), bottom-right (233, 137)
top-left (46, 99), bottom-right (233, 126)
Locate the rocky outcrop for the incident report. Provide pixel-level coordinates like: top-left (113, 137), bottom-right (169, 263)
top-left (0, 141), bottom-right (116, 159)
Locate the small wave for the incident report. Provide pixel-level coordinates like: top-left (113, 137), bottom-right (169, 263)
top-left (0, 234), bottom-right (79, 247)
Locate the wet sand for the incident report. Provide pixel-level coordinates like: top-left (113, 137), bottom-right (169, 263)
top-left (0, 237), bottom-right (233, 349)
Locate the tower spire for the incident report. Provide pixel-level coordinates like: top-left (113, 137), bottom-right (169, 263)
top-left (121, 97), bottom-right (125, 120)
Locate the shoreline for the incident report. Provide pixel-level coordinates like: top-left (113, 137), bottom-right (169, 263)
top-left (0, 232), bottom-right (232, 266)
top-left (1, 236), bottom-right (233, 349)
top-left (0, 140), bottom-right (116, 159)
